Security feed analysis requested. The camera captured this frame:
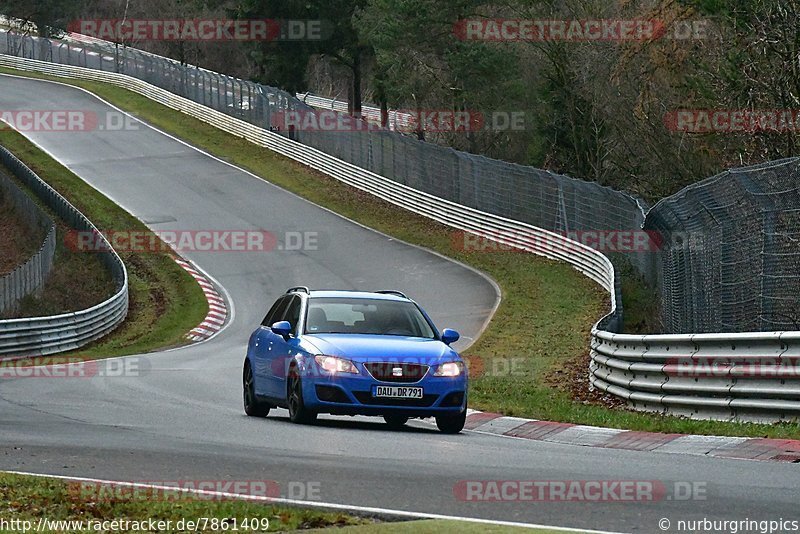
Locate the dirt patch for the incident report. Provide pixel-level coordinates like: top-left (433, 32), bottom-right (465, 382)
top-left (545, 334), bottom-right (627, 410)
top-left (0, 172), bottom-right (114, 319)
top-left (0, 190), bottom-right (44, 275)
top-left (11, 233), bottom-right (115, 318)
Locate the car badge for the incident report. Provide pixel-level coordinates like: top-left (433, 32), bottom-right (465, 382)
top-left (392, 367), bottom-right (403, 377)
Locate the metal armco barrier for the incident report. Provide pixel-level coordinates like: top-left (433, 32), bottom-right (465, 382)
top-left (0, 169), bottom-right (56, 314)
top-left (591, 331), bottom-right (800, 422)
top-left (0, 143), bottom-right (128, 358)
top-left (296, 92), bottom-right (413, 132)
top-left (1, 54), bottom-right (797, 423)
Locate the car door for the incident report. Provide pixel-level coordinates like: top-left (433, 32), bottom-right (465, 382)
top-left (252, 296), bottom-right (290, 397)
top-left (265, 295), bottom-right (303, 399)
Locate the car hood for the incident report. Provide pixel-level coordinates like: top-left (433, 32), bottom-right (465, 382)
top-left (302, 334), bottom-right (458, 364)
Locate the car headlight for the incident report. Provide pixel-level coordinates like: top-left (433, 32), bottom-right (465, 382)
top-left (434, 361), bottom-right (464, 377)
top-left (314, 355), bottom-right (359, 374)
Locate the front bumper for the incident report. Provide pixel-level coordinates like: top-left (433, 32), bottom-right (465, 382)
top-left (302, 371), bottom-right (467, 417)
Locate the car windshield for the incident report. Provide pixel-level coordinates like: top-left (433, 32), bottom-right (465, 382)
top-left (304, 297), bottom-right (436, 338)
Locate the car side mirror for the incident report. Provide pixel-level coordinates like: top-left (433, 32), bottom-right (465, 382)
top-left (441, 328), bottom-right (460, 345)
top-left (271, 320), bottom-right (292, 338)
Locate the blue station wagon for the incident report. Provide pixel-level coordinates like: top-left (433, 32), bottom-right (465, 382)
top-left (243, 288), bottom-right (467, 433)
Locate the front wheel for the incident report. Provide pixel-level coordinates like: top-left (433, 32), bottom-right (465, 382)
top-left (435, 410), bottom-right (466, 434)
top-left (243, 361), bottom-right (271, 417)
top-left (287, 368), bottom-right (317, 424)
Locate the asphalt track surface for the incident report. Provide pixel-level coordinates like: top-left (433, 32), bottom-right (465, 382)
top-left (0, 75), bottom-right (797, 533)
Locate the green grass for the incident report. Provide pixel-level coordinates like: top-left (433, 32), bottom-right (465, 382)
top-left (0, 127), bottom-right (208, 358)
top-left (0, 473), bottom-right (367, 533)
top-left (2, 67), bottom-right (799, 439)
top-left (0, 473), bottom-right (577, 533)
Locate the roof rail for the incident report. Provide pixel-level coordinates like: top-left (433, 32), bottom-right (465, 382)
top-left (286, 286), bottom-right (310, 294)
top-left (375, 290), bottom-right (408, 299)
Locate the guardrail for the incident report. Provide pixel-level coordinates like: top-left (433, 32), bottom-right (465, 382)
top-left (2, 53), bottom-right (798, 423)
top-left (591, 331), bottom-right (800, 422)
top-left (0, 169), bottom-right (56, 314)
top-left (296, 92), bottom-right (412, 132)
top-left (0, 143), bottom-right (128, 358)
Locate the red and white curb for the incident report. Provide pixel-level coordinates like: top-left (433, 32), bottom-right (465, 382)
top-left (174, 258), bottom-right (228, 342)
top-left (463, 410), bottom-right (800, 463)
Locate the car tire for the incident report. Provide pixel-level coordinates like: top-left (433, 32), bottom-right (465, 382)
top-left (287, 367), bottom-right (317, 424)
top-left (383, 415), bottom-right (409, 429)
top-left (243, 361), bottom-right (271, 417)
top-left (436, 410), bottom-right (466, 434)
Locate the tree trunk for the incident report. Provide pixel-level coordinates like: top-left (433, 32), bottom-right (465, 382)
top-left (352, 49), bottom-right (363, 117)
top-left (416, 104), bottom-right (425, 141)
top-left (375, 79), bottom-right (389, 128)
top-left (381, 99), bottom-right (389, 129)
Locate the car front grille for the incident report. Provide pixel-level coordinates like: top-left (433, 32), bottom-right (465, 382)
top-left (353, 391), bottom-right (438, 407)
top-left (362, 362), bottom-right (429, 383)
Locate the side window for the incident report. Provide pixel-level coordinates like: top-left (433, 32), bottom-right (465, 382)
top-left (261, 296), bottom-right (289, 327)
top-left (282, 296), bottom-right (302, 333)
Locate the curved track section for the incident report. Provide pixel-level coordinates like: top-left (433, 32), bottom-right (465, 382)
top-left (0, 75), bottom-right (797, 532)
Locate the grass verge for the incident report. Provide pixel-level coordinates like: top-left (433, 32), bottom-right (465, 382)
top-left (0, 185), bottom-right (43, 275)
top-left (0, 167), bottom-right (115, 319)
top-left (0, 473), bottom-right (570, 533)
top-left (0, 472), bottom-right (367, 533)
top-left (0, 125), bottom-right (208, 358)
top-left (1, 67), bottom-right (798, 438)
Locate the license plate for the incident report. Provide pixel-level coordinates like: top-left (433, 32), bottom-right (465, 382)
top-left (372, 386), bottom-right (423, 399)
